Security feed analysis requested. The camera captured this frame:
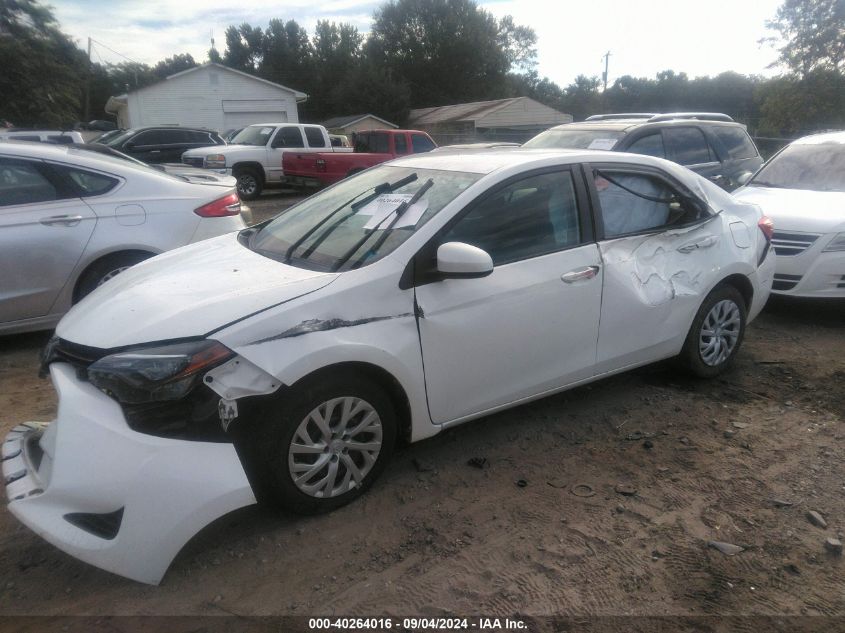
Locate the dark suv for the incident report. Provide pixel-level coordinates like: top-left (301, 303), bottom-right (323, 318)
top-left (97, 126), bottom-right (225, 164)
top-left (524, 113), bottom-right (763, 191)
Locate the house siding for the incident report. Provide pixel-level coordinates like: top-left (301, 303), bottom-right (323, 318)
top-left (126, 65), bottom-right (300, 130)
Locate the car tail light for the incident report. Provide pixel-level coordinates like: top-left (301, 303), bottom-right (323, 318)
top-left (194, 192), bottom-right (241, 218)
top-left (316, 158), bottom-right (327, 172)
top-left (758, 215), bottom-right (774, 242)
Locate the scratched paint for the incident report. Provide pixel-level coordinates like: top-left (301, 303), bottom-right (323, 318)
top-left (248, 313), bottom-right (415, 345)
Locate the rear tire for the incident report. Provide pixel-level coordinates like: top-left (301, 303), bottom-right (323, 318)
top-left (680, 284), bottom-right (747, 378)
top-left (74, 251), bottom-right (153, 303)
top-left (235, 167), bottom-right (263, 200)
top-left (247, 373), bottom-right (397, 515)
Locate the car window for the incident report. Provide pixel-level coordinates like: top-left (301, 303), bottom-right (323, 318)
top-left (231, 126), bottom-right (276, 146)
top-left (47, 135), bottom-right (75, 145)
top-left (130, 130), bottom-right (171, 147)
top-left (55, 166), bottom-right (119, 197)
top-left (355, 132), bottom-right (389, 154)
top-left (749, 143), bottom-right (845, 192)
top-left (626, 133), bottom-right (665, 158)
top-left (272, 127), bottom-right (305, 148)
top-left (394, 134), bottom-right (408, 154)
top-left (251, 165), bottom-right (482, 271)
top-left (304, 127), bottom-right (327, 148)
top-left (7, 135), bottom-right (41, 142)
top-left (184, 130), bottom-right (214, 144)
top-left (712, 127), bottom-right (759, 160)
top-left (664, 127), bottom-right (712, 165)
top-left (442, 170), bottom-right (580, 265)
top-left (594, 169), bottom-right (707, 238)
top-left (411, 134), bottom-right (436, 153)
top-left (523, 129), bottom-right (623, 150)
top-left (0, 158), bottom-right (58, 206)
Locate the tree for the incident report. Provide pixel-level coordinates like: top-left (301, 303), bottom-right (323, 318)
top-left (223, 23), bottom-right (264, 72)
top-left (305, 21), bottom-right (364, 120)
top-left (0, 0), bottom-right (88, 126)
top-left (763, 0), bottom-right (845, 76)
top-left (260, 19), bottom-right (313, 91)
top-left (365, 0), bottom-right (536, 106)
top-left (153, 53), bottom-right (198, 79)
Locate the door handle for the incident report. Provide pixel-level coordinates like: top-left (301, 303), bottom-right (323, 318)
top-left (561, 266), bottom-right (600, 283)
top-left (677, 235), bottom-right (719, 253)
top-left (40, 214), bottom-right (83, 227)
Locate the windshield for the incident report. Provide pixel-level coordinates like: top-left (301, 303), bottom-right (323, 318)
top-left (100, 128), bottom-right (138, 148)
top-left (250, 165), bottom-right (482, 271)
top-left (524, 128), bottom-right (624, 150)
top-left (749, 143), bottom-right (845, 192)
top-left (231, 125), bottom-right (277, 146)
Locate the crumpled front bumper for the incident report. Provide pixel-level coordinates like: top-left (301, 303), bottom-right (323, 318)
top-left (2, 362), bottom-right (256, 585)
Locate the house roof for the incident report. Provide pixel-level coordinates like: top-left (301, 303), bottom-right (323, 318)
top-left (320, 114), bottom-right (397, 129)
top-left (408, 98), bottom-right (525, 125)
top-left (125, 63), bottom-right (308, 101)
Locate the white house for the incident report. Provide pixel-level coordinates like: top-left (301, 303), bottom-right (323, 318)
top-left (105, 63), bottom-right (308, 131)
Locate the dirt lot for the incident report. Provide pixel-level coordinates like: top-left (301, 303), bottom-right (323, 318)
top-left (0, 268), bottom-right (843, 618)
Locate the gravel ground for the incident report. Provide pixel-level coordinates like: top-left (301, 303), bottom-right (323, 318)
top-left (0, 263), bottom-right (843, 618)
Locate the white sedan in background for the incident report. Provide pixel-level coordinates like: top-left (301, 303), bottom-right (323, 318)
top-left (5, 149), bottom-right (773, 584)
top-left (733, 131), bottom-right (845, 297)
top-left (0, 142), bottom-right (246, 335)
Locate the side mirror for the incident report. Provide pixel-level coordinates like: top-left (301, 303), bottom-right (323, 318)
top-left (436, 242), bottom-right (493, 278)
top-left (735, 172), bottom-right (753, 186)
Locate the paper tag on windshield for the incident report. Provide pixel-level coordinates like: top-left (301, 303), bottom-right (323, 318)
top-left (588, 138), bottom-right (617, 150)
top-left (358, 194), bottom-right (428, 230)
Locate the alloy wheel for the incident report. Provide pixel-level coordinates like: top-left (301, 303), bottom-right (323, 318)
top-left (699, 299), bottom-right (741, 366)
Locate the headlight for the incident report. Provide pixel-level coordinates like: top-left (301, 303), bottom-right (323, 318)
top-left (823, 232), bottom-right (845, 252)
top-left (87, 340), bottom-right (233, 404)
top-left (205, 154), bottom-right (226, 169)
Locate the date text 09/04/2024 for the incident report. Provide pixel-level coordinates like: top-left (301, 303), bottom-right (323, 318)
top-left (308, 617), bottom-right (528, 630)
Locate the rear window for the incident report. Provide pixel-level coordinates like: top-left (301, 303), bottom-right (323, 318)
top-left (523, 128), bottom-right (623, 150)
top-left (713, 127), bottom-right (758, 160)
top-left (411, 134), bottom-right (436, 153)
top-left (664, 127), bottom-right (712, 165)
top-left (304, 127), bottom-right (327, 148)
top-left (57, 166), bottom-right (119, 197)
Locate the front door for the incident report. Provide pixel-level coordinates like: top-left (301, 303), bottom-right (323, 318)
top-left (415, 168), bottom-right (602, 424)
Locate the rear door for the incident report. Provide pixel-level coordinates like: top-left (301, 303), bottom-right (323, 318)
top-left (269, 126), bottom-right (306, 181)
top-left (0, 156), bottom-right (98, 323)
top-left (415, 166), bottom-right (602, 424)
top-left (586, 163), bottom-right (723, 374)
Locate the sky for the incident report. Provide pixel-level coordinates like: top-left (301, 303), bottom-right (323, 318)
top-left (51, 0), bottom-right (786, 88)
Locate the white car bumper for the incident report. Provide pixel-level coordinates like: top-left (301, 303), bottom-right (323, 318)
top-left (2, 363), bottom-right (256, 585)
top-left (772, 234), bottom-right (845, 298)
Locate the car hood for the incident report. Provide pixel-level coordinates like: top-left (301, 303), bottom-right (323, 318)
top-left (57, 232), bottom-right (338, 349)
top-left (733, 186), bottom-right (845, 234)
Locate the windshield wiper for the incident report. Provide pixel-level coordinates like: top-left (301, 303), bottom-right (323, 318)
top-left (335, 178), bottom-right (435, 272)
top-left (284, 172), bottom-right (419, 263)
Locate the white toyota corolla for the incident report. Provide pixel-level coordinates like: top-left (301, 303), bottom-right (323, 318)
top-left (733, 131), bottom-right (845, 297)
top-left (3, 150), bottom-right (774, 584)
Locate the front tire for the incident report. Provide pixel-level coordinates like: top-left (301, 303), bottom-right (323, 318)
top-left (74, 251), bottom-right (152, 303)
top-left (680, 284), bottom-right (747, 378)
top-left (248, 374), bottom-right (397, 514)
top-left (235, 167), bottom-right (263, 200)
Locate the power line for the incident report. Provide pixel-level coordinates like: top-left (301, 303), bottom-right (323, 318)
top-left (89, 37), bottom-right (144, 66)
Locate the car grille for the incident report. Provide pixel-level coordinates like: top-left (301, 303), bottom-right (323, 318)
top-left (182, 156), bottom-right (204, 168)
top-left (772, 273), bottom-right (802, 291)
top-left (771, 231), bottom-right (820, 256)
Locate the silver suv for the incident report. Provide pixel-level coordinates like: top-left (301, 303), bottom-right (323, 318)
top-left (524, 113), bottom-right (763, 191)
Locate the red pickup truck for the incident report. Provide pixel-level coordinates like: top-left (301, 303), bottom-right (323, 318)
top-left (283, 129), bottom-right (437, 188)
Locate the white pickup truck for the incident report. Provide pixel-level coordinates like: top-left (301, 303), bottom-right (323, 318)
top-left (181, 123), bottom-right (350, 200)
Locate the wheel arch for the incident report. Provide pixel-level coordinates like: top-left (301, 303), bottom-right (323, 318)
top-left (71, 248), bottom-right (158, 303)
top-left (717, 273), bottom-right (753, 310)
top-left (286, 361), bottom-right (414, 445)
top-left (231, 161), bottom-right (266, 181)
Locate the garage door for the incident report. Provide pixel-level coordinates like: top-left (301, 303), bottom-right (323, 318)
top-left (222, 99), bottom-right (288, 129)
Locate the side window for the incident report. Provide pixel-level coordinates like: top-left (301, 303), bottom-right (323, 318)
top-left (712, 127), bottom-right (758, 159)
top-left (626, 133), bottom-right (665, 158)
top-left (185, 131), bottom-right (212, 144)
top-left (55, 166), bottom-right (118, 197)
top-left (0, 158), bottom-right (58, 206)
top-left (304, 127), bottom-right (327, 148)
top-left (272, 127), bottom-right (305, 148)
top-left (394, 134), bottom-right (408, 154)
top-left (47, 135), bottom-right (75, 145)
top-left (441, 170), bottom-right (580, 265)
top-left (411, 134), bottom-right (436, 153)
top-left (664, 127), bottom-right (712, 165)
top-left (594, 169), bottom-right (706, 238)
top-left (130, 130), bottom-right (168, 147)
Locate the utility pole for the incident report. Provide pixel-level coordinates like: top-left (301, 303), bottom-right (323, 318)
top-left (601, 50), bottom-right (611, 92)
top-left (84, 36), bottom-right (92, 121)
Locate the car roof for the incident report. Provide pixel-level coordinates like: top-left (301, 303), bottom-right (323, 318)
top-left (546, 117), bottom-right (744, 133)
top-left (389, 148), bottom-right (694, 178)
top-left (793, 130), bottom-right (845, 145)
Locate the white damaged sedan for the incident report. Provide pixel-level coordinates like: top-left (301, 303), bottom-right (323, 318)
top-left (4, 150), bottom-right (774, 584)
